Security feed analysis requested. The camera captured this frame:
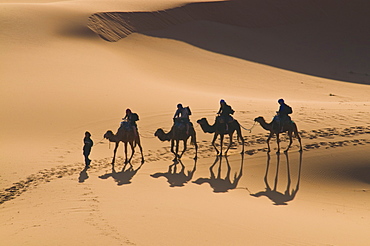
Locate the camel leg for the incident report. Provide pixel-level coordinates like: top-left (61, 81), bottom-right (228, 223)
top-left (212, 133), bottom-right (219, 156)
top-left (296, 130), bottom-right (303, 152)
top-left (225, 133), bottom-right (233, 155)
top-left (194, 142), bottom-right (198, 160)
top-left (190, 130), bottom-right (198, 160)
top-left (276, 133), bottom-right (281, 154)
top-left (175, 140), bottom-right (180, 159)
top-left (285, 131), bottom-right (293, 153)
top-left (237, 127), bottom-right (245, 154)
top-left (135, 135), bottom-right (145, 163)
top-left (128, 142), bottom-right (135, 163)
top-left (219, 134), bottom-right (224, 156)
top-left (137, 141), bottom-right (145, 164)
top-left (124, 142), bottom-right (129, 164)
top-left (266, 133), bottom-right (273, 152)
top-left (112, 142), bottom-right (119, 165)
top-left (170, 139), bottom-right (177, 161)
top-left (179, 140), bottom-right (187, 159)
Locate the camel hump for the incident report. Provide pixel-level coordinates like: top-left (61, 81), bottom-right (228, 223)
top-left (120, 122), bottom-right (133, 131)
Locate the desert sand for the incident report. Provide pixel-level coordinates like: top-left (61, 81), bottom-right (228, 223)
top-left (1, 0), bottom-right (370, 245)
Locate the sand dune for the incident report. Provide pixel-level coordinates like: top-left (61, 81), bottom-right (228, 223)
top-left (1, 0), bottom-right (370, 245)
top-left (88, 0), bottom-right (370, 84)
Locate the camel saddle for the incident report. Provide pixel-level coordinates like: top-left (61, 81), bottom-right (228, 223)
top-left (120, 121), bottom-right (133, 131)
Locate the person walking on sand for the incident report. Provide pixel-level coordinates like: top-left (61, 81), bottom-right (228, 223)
top-left (83, 131), bottom-right (93, 167)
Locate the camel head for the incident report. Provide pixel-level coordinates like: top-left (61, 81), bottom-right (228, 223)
top-left (254, 116), bottom-right (265, 123)
top-left (154, 128), bottom-right (170, 141)
top-left (103, 130), bottom-right (114, 140)
top-left (197, 117), bottom-right (215, 133)
top-left (196, 118), bottom-right (207, 125)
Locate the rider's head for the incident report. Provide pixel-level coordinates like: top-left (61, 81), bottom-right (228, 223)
top-left (278, 99), bottom-right (284, 104)
top-left (177, 103), bottom-right (183, 109)
top-left (220, 99), bottom-right (226, 105)
top-left (85, 131), bottom-right (91, 137)
top-left (126, 108), bottom-right (132, 114)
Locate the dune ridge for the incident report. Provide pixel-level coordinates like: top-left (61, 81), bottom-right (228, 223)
top-left (88, 0), bottom-right (369, 41)
top-left (87, 0), bottom-right (370, 85)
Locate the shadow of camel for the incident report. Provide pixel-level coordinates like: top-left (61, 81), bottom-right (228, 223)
top-left (78, 166), bottom-right (90, 183)
top-left (99, 162), bottom-right (144, 186)
top-left (193, 154), bottom-right (244, 193)
top-left (151, 159), bottom-right (197, 187)
top-left (250, 152), bottom-right (302, 205)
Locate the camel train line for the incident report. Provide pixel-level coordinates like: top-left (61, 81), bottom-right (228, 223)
top-left (103, 100), bottom-right (303, 165)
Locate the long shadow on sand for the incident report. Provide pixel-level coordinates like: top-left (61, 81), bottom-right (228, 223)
top-left (88, 0), bottom-right (370, 84)
top-left (151, 159), bottom-right (197, 187)
top-left (193, 154), bottom-right (244, 193)
top-left (78, 166), bottom-right (90, 183)
top-left (99, 163), bottom-right (144, 186)
top-left (250, 152), bottom-right (302, 205)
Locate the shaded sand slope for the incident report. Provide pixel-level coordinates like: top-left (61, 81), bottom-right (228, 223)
top-left (88, 0), bottom-right (370, 84)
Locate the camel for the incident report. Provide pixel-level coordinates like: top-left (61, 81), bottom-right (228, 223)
top-left (197, 117), bottom-right (244, 156)
top-left (254, 116), bottom-right (302, 153)
top-left (154, 122), bottom-right (198, 161)
top-left (104, 124), bottom-right (144, 165)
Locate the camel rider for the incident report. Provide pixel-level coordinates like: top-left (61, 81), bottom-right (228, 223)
top-left (217, 99), bottom-right (234, 128)
top-left (122, 108), bottom-right (139, 136)
top-left (173, 103), bottom-right (191, 134)
top-left (275, 99), bottom-right (292, 131)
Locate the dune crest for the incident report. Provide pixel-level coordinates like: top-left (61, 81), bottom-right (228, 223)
top-left (87, 0), bottom-right (370, 84)
top-left (87, 0), bottom-right (369, 42)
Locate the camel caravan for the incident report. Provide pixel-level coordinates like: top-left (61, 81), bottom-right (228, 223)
top-left (102, 99), bottom-right (303, 166)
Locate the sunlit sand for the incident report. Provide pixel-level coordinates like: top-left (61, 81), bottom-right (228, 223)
top-left (1, 0), bottom-right (370, 245)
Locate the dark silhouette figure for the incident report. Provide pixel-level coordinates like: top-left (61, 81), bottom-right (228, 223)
top-left (83, 131), bottom-right (93, 167)
top-left (254, 116), bottom-right (302, 153)
top-left (193, 155), bottom-right (244, 193)
top-left (122, 108), bottom-right (140, 137)
top-left (173, 103), bottom-right (191, 134)
top-left (275, 98), bottom-right (292, 130)
top-left (250, 152), bottom-right (302, 205)
top-left (155, 122), bottom-right (198, 161)
top-left (197, 117), bottom-right (244, 156)
top-left (99, 162), bottom-right (144, 186)
top-left (78, 166), bottom-right (89, 183)
top-left (104, 124), bottom-right (144, 165)
top-left (151, 159), bottom-right (197, 187)
top-left (217, 99), bottom-right (235, 129)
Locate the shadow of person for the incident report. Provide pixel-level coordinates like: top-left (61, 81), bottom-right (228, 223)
top-left (250, 152), bottom-right (302, 205)
top-left (193, 154), bottom-right (244, 193)
top-left (78, 166), bottom-right (90, 183)
top-left (151, 159), bottom-right (197, 187)
top-left (99, 162), bottom-right (144, 186)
